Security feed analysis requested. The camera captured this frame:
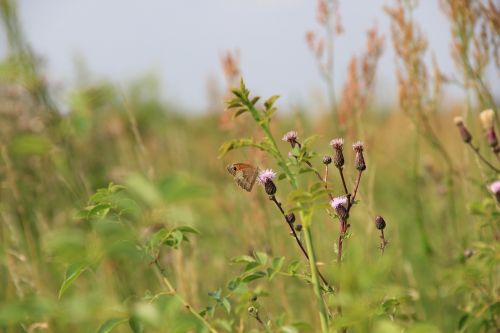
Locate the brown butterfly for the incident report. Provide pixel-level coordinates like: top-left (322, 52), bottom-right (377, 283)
top-left (227, 163), bottom-right (260, 192)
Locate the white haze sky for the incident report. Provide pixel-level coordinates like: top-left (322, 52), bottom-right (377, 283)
top-left (4, 0), bottom-right (499, 111)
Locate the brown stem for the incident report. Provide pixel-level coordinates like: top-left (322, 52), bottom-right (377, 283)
top-left (379, 230), bottom-right (387, 255)
top-left (337, 167), bottom-right (349, 196)
top-left (349, 171), bottom-right (364, 210)
top-left (467, 142), bottom-right (500, 173)
top-left (269, 195), bottom-right (332, 291)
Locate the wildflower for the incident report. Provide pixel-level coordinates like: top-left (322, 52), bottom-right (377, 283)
top-left (330, 138), bottom-right (344, 167)
top-left (322, 155), bottom-right (332, 165)
top-left (489, 180), bottom-right (500, 203)
top-left (257, 169), bottom-right (277, 195)
top-left (479, 109), bottom-right (498, 149)
top-left (282, 131), bottom-right (298, 148)
top-left (285, 212), bottom-right (296, 224)
top-left (453, 116), bottom-right (472, 143)
top-left (330, 196), bottom-right (348, 219)
top-left (353, 141), bottom-right (366, 171)
top-left (375, 216), bottom-right (386, 230)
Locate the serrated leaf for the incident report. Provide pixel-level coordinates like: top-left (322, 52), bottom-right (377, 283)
top-left (59, 263), bottom-right (89, 298)
top-left (96, 318), bottom-right (128, 333)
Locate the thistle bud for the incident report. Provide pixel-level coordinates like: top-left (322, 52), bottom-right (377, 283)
top-left (285, 212), bottom-right (296, 224)
top-left (486, 127), bottom-right (498, 148)
top-left (295, 224), bottom-right (303, 232)
top-left (453, 116), bottom-right (472, 143)
top-left (322, 155), bottom-right (332, 165)
top-left (375, 216), bottom-right (386, 230)
top-left (330, 138), bottom-right (344, 168)
top-left (353, 141), bottom-right (366, 171)
top-left (330, 196), bottom-right (349, 220)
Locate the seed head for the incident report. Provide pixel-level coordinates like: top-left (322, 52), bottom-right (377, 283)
top-left (375, 216), bottom-right (386, 230)
top-left (282, 130), bottom-right (299, 148)
top-left (453, 116), bottom-right (472, 143)
top-left (353, 141), bottom-right (366, 171)
top-left (330, 138), bottom-right (345, 167)
top-left (285, 212), bottom-right (296, 224)
top-left (330, 196), bottom-right (348, 219)
top-left (322, 155), bottom-right (332, 165)
top-left (257, 169), bottom-right (277, 195)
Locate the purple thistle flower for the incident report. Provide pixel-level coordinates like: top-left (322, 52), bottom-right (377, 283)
top-left (257, 169), bottom-right (276, 185)
top-left (490, 180), bottom-right (500, 204)
top-left (330, 196), bottom-right (348, 209)
top-left (352, 141), bottom-right (364, 152)
top-left (330, 138), bottom-right (345, 167)
top-left (282, 131), bottom-right (298, 147)
top-left (330, 196), bottom-right (348, 220)
top-left (330, 138), bottom-right (344, 150)
top-left (490, 181), bottom-right (500, 194)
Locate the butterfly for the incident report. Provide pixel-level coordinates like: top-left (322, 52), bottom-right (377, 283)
top-left (226, 163), bottom-right (260, 192)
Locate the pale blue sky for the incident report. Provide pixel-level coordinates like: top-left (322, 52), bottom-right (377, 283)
top-left (6, 0), bottom-right (499, 111)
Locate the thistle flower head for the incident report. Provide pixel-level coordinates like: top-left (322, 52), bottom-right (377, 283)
top-left (282, 131), bottom-right (298, 147)
top-left (330, 196), bottom-right (348, 220)
top-left (352, 141), bottom-right (364, 152)
top-left (330, 196), bottom-right (348, 209)
top-left (489, 180), bottom-right (500, 194)
top-left (257, 169), bottom-right (276, 185)
top-left (323, 155), bottom-right (332, 165)
top-left (330, 138), bottom-right (344, 150)
top-left (479, 109), bottom-right (495, 129)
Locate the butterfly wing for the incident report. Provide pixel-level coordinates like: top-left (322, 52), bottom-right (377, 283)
top-left (227, 163), bottom-right (259, 192)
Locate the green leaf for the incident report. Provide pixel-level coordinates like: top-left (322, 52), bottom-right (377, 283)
top-left (129, 316), bottom-right (144, 333)
top-left (233, 108), bottom-right (248, 118)
top-left (58, 263), bottom-right (89, 298)
top-left (231, 255), bottom-right (256, 264)
top-left (221, 298), bottom-right (231, 314)
top-left (173, 226), bottom-right (200, 235)
top-left (242, 271), bottom-right (266, 282)
top-left (264, 95), bottom-right (280, 109)
top-left (255, 252), bottom-right (268, 265)
top-left (96, 318), bottom-right (128, 333)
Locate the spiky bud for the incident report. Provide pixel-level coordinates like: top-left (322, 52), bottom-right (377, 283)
top-left (285, 212), bottom-right (296, 224)
top-left (353, 141), bottom-right (366, 171)
top-left (330, 138), bottom-right (344, 168)
top-left (295, 224), bottom-right (303, 232)
top-left (375, 216), bottom-right (386, 230)
top-left (323, 155), bottom-right (332, 165)
top-left (453, 117), bottom-right (472, 143)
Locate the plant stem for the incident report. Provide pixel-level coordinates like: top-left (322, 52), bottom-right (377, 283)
top-left (302, 218), bottom-right (329, 333)
top-left (466, 142), bottom-right (500, 173)
top-left (154, 261), bottom-right (218, 333)
top-left (338, 167), bottom-right (349, 196)
top-left (269, 195), bottom-right (331, 290)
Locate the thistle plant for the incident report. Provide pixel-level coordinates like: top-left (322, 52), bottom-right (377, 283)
top-left (220, 79), bottom-right (389, 332)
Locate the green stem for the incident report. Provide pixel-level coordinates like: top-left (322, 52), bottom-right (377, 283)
top-left (302, 215), bottom-right (329, 333)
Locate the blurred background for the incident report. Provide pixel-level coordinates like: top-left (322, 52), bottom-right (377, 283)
top-left (0, 0), bottom-right (499, 332)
